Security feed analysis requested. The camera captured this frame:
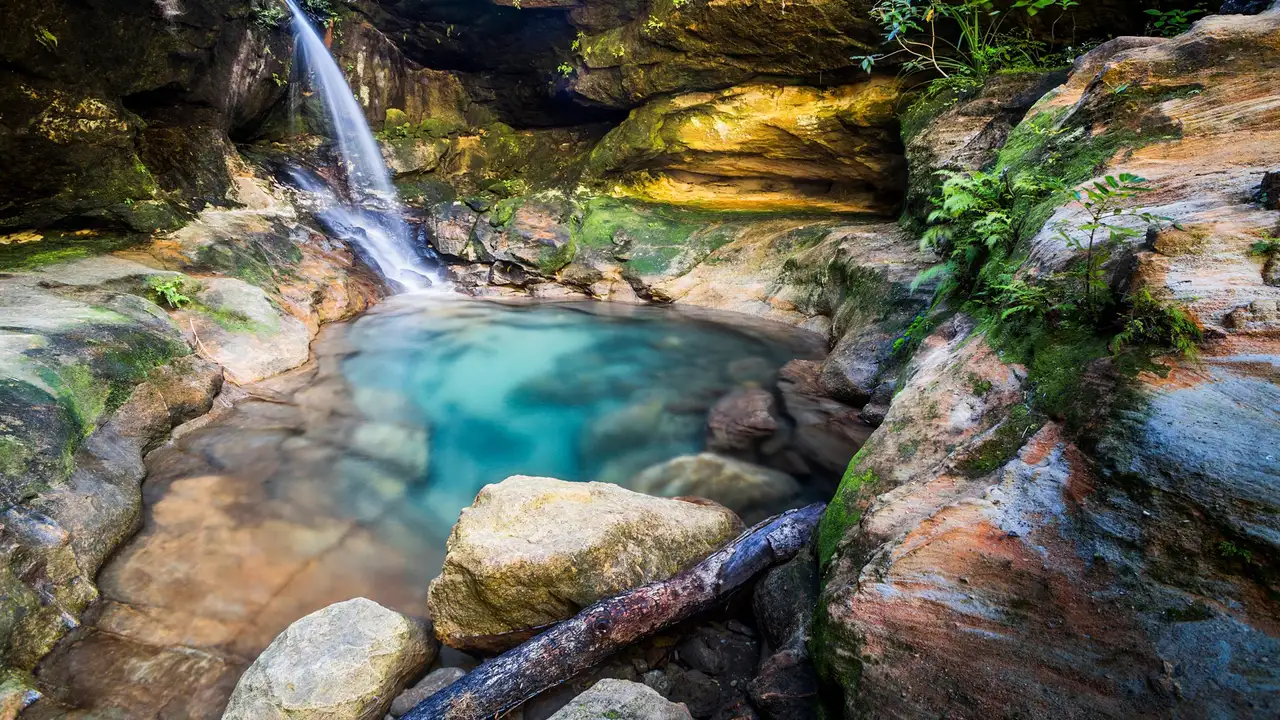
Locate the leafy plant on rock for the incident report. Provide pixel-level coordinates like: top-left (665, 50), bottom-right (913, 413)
top-left (1056, 173), bottom-right (1170, 320)
top-left (856, 0), bottom-right (1078, 78)
top-left (1144, 6), bottom-right (1206, 38)
top-left (916, 167), bottom-right (1060, 301)
top-left (148, 276), bottom-right (193, 310)
top-left (251, 0), bottom-right (288, 29)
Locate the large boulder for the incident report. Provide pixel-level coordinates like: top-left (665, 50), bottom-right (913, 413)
top-left (221, 598), bottom-right (433, 720)
top-left (549, 679), bottom-right (693, 720)
top-left (585, 81), bottom-right (906, 214)
top-left (427, 476), bottom-right (742, 652)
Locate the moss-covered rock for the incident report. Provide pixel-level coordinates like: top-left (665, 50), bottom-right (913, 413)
top-left (568, 0), bottom-right (884, 108)
top-left (0, 0), bottom-right (290, 233)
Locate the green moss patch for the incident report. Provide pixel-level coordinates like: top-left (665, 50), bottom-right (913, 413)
top-left (818, 448), bottom-right (880, 569)
top-left (573, 197), bottom-right (739, 278)
top-left (957, 403), bottom-right (1045, 476)
top-left (0, 231), bottom-right (147, 272)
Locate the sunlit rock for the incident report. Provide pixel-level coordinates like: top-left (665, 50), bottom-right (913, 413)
top-left (222, 597), bottom-right (433, 720)
top-left (427, 476), bottom-right (741, 652)
top-left (585, 81), bottom-right (906, 214)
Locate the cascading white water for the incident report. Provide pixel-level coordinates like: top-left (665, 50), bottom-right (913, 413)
top-left (286, 0), bottom-right (431, 291)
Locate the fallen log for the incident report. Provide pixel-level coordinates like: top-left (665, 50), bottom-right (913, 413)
top-left (402, 502), bottom-right (825, 720)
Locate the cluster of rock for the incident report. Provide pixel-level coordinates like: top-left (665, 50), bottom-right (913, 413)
top-left (814, 9), bottom-right (1280, 718)
top-left (219, 476), bottom-right (821, 720)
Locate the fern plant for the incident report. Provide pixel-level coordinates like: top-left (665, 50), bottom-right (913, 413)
top-left (1112, 287), bottom-right (1201, 358)
top-left (917, 168), bottom-right (1059, 301)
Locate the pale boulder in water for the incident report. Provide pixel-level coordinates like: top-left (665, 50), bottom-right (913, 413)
top-left (549, 679), bottom-right (693, 720)
top-left (630, 453), bottom-right (802, 523)
top-left (428, 476), bottom-right (742, 652)
top-left (221, 598), bottom-right (434, 720)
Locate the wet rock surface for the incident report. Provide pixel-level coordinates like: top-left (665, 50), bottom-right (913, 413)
top-left (629, 454), bottom-right (801, 525)
top-left (815, 13), bottom-right (1280, 716)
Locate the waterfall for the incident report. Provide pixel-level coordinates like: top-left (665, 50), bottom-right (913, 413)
top-left (285, 0), bottom-right (432, 291)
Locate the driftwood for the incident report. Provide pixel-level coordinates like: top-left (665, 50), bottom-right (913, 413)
top-left (402, 502), bottom-right (825, 720)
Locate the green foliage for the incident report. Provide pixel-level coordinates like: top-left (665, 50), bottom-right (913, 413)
top-left (1249, 239), bottom-right (1280, 256)
top-left (1144, 6), bottom-right (1205, 37)
top-left (1217, 540), bottom-right (1254, 563)
top-left (856, 0), bottom-right (1077, 78)
top-left (1112, 287), bottom-right (1202, 358)
top-left (556, 62), bottom-right (574, 77)
top-left (1056, 173), bottom-right (1170, 320)
top-left (35, 26), bottom-right (58, 51)
top-left (252, 0), bottom-right (288, 29)
top-left (892, 311), bottom-right (935, 358)
top-left (147, 276), bottom-right (193, 310)
top-left (917, 166), bottom-right (1199, 427)
top-left (918, 168), bottom-right (1060, 301)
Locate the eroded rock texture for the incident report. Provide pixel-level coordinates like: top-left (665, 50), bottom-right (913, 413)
top-left (815, 11), bottom-right (1280, 718)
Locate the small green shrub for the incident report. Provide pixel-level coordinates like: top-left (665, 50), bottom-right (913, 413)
top-left (1111, 288), bottom-right (1201, 359)
top-left (148, 276), bottom-right (193, 310)
top-left (1217, 540), bottom-right (1251, 561)
top-left (1249, 239), bottom-right (1279, 256)
top-left (1144, 6), bottom-right (1206, 37)
top-left (251, 0), bottom-right (288, 29)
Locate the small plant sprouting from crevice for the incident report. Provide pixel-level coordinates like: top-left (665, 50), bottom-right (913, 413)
top-left (1111, 287), bottom-right (1202, 359)
top-left (147, 276), bottom-right (194, 310)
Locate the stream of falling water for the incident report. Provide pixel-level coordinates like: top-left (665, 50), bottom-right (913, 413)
top-left (286, 0), bottom-right (433, 290)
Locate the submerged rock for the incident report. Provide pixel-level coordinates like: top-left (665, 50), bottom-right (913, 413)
top-left (629, 453), bottom-right (801, 523)
top-left (221, 598), bottom-right (433, 720)
top-left (549, 679), bottom-right (692, 720)
top-left (427, 476), bottom-right (741, 652)
top-left (705, 388), bottom-right (780, 455)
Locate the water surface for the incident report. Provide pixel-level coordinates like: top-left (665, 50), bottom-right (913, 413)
top-left (342, 296), bottom-right (822, 534)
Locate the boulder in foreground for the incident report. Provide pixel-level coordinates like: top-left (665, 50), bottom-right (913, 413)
top-left (221, 598), bottom-right (433, 720)
top-left (428, 476), bottom-right (742, 652)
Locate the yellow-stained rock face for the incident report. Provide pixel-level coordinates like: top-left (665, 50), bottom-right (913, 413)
top-left (427, 476), bottom-right (743, 652)
top-left (586, 81), bottom-right (906, 215)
